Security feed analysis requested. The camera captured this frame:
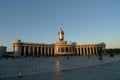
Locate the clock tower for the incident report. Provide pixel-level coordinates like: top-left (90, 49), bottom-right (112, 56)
top-left (58, 28), bottom-right (64, 41)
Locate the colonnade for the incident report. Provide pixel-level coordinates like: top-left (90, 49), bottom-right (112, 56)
top-left (13, 42), bottom-right (54, 57)
top-left (13, 45), bottom-right (105, 57)
top-left (13, 40), bottom-right (105, 57)
top-left (76, 46), bottom-right (104, 56)
top-left (20, 46), bottom-right (54, 57)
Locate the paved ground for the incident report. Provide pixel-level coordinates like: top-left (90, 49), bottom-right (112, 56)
top-left (0, 55), bottom-right (120, 80)
top-left (2, 62), bottom-right (120, 80)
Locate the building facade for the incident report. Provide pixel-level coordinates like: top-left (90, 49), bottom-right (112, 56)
top-left (0, 46), bottom-right (7, 57)
top-left (13, 28), bottom-right (105, 57)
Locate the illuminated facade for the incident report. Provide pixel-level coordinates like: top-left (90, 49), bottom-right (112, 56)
top-left (13, 28), bottom-right (105, 57)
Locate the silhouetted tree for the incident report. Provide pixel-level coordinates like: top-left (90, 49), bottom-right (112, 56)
top-left (105, 48), bottom-right (120, 54)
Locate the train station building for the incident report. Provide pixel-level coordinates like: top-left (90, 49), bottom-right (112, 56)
top-left (13, 28), bottom-right (105, 57)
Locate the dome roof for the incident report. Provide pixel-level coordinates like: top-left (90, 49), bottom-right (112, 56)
top-left (14, 39), bottom-right (21, 43)
top-left (58, 28), bottom-right (64, 34)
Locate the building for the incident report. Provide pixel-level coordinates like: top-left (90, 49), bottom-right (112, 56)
top-left (5, 52), bottom-right (14, 57)
top-left (13, 28), bottom-right (105, 57)
top-left (0, 46), bottom-right (7, 57)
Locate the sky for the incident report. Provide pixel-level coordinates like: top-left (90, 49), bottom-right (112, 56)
top-left (0, 0), bottom-right (120, 51)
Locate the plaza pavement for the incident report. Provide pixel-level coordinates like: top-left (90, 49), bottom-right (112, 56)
top-left (0, 55), bottom-right (120, 80)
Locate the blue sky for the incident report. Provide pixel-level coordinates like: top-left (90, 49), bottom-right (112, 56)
top-left (0, 0), bottom-right (120, 51)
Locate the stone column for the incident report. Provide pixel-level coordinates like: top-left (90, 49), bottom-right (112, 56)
top-left (40, 47), bottom-right (42, 56)
top-left (33, 47), bottom-right (35, 56)
top-left (76, 47), bottom-right (79, 55)
top-left (83, 47), bottom-right (85, 55)
top-left (24, 46), bottom-right (26, 56)
top-left (89, 47), bottom-right (92, 55)
top-left (86, 47), bottom-right (88, 55)
top-left (44, 47), bottom-right (46, 56)
top-left (48, 47), bottom-right (49, 56)
top-left (80, 48), bottom-right (82, 55)
top-left (13, 46), bottom-right (15, 53)
top-left (37, 47), bottom-right (39, 56)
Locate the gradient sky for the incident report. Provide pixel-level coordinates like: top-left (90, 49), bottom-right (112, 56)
top-left (0, 0), bottom-right (120, 51)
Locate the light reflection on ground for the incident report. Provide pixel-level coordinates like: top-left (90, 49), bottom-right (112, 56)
top-left (0, 55), bottom-right (120, 80)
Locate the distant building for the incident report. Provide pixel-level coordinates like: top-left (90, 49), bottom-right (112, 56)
top-left (5, 52), bottom-right (14, 57)
top-left (13, 28), bottom-right (106, 57)
top-left (0, 46), bottom-right (7, 57)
